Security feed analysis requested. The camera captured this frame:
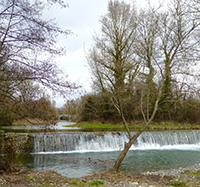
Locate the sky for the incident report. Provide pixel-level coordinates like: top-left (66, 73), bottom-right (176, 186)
top-left (47, 0), bottom-right (163, 107)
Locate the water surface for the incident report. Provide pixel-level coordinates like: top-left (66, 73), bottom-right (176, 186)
top-left (27, 130), bottom-right (200, 177)
top-left (0, 121), bottom-right (78, 132)
top-left (1, 122), bottom-right (200, 178)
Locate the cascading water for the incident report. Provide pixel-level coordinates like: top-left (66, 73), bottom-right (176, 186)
top-left (32, 131), bottom-right (200, 154)
top-left (3, 121), bottom-right (200, 177)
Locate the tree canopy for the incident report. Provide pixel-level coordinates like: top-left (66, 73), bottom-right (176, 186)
top-left (0, 0), bottom-right (77, 124)
top-left (86, 0), bottom-right (200, 171)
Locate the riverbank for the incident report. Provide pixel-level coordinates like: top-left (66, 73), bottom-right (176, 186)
top-left (71, 121), bottom-right (200, 131)
top-left (0, 169), bottom-right (171, 187)
top-left (142, 163), bottom-right (200, 187)
top-left (1, 165), bottom-right (200, 187)
top-left (9, 119), bottom-right (200, 131)
top-left (13, 118), bottom-right (57, 126)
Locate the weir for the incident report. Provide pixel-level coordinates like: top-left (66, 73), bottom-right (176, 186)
top-left (32, 131), bottom-right (200, 153)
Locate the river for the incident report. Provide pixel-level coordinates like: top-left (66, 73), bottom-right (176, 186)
top-left (1, 121), bottom-right (200, 178)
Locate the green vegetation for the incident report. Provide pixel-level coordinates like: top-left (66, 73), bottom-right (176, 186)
top-left (191, 171), bottom-right (200, 175)
top-left (89, 180), bottom-right (105, 186)
top-left (184, 170), bottom-right (190, 174)
top-left (68, 180), bottom-right (79, 185)
top-left (0, 130), bottom-right (4, 133)
top-left (40, 185), bottom-right (54, 187)
top-left (25, 176), bottom-right (36, 182)
top-left (68, 122), bottom-right (200, 131)
top-left (26, 175), bottom-right (56, 187)
top-left (68, 179), bottom-right (86, 186)
top-left (170, 181), bottom-right (187, 187)
top-left (71, 122), bottom-right (125, 129)
top-left (67, 179), bottom-right (105, 186)
top-left (184, 170), bottom-right (200, 175)
top-left (13, 118), bottom-right (57, 126)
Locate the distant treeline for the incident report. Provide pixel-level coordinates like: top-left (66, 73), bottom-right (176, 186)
top-left (61, 0), bottom-right (200, 126)
top-left (62, 91), bottom-right (200, 125)
top-left (0, 81), bottom-right (57, 126)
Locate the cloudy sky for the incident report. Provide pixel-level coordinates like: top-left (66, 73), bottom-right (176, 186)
top-left (48, 0), bottom-right (162, 107)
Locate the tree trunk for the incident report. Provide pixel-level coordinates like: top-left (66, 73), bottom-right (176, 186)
top-left (111, 140), bottom-right (133, 171)
top-left (111, 127), bottom-right (147, 171)
top-left (111, 83), bottom-right (163, 172)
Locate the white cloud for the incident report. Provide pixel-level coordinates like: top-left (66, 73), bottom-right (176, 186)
top-left (49, 0), bottom-right (167, 107)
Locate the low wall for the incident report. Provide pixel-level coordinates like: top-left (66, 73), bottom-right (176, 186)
top-left (0, 133), bottom-right (33, 155)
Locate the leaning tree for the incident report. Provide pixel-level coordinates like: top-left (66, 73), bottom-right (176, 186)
top-left (88, 0), bottom-right (200, 171)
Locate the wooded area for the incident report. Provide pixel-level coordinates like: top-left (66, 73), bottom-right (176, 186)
top-left (61, 0), bottom-right (200, 171)
top-left (62, 0), bottom-right (200, 126)
top-left (0, 0), bottom-right (77, 125)
top-left (1, 0), bottom-right (200, 173)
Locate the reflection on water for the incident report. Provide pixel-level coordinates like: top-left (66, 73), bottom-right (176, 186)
top-left (25, 154), bottom-right (113, 178)
top-left (1, 126), bottom-right (200, 178)
top-left (24, 149), bottom-right (200, 177)
top-left (0, 121), bottom-right (78, 131)
top-left (121, 149), bottom-right (200, 172)
top-left (25, 130), bottom-right (200, 177)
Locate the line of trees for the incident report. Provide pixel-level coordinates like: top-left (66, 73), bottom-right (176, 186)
top-left (63, 0), bottom-right (200, 171)
top-left (0, 0), bottom-right (79, 173)
top-left (0, 0), bottom-right (77, 125)
top-left (0, 80), bottom-right (58, 125)
top-left (65, 0), bottom-right (200, 125)
top-left (65, 91), bottom-right (200, 124)
top-left (0, 0), bottom-right (80, 172)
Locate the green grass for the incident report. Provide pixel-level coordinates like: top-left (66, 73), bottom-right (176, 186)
top-left (184, 170), bottom-right (200, 175)
top-left (72, 122), bottom-right (125, 129)
top-left (68, 180), bottom-right (79, 185)
top-left (67, 179), bottom-right (86, 186)
top-left (65, 121), bottom-right (200, 131)
top-left (191, 171), bottom-right (200, 175)
top-left (40, 184), bottom-right (54, 187)
top-left (65, 122), bottom-right (145, 131)
top-left (169, 181), bottom-right (187, 187)
top-left (184, 170), bottom-right (191, 174)
top-left (0, 130), bottom-right (4, 133)
top-left (89, 180), bottom-right (105, 186)
top-left (25, 176), bottom-right (36, 182)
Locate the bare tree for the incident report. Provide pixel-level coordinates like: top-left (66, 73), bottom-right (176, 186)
top-left (134, 8), bottom-right (160, 121)
top-left (88, 0), bottom-right (143, 171)
top-left (88, 0), bottom-right (200, 171)
top-left (0, 0), bottom-right (76, 103)
top-left (88, 0), bottom-right (139, 124)
top-left (0, 0), bottom-right (79, 125)
top-left (0, 0), bottom-right (80, 172)
top-left (153, 0), bottom-right (200, 120)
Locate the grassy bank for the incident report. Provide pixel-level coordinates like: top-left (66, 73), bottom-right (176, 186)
top-left (13, 118), bottom-right (57, 126)
top-left (68, 121), bottom-right (200, 131)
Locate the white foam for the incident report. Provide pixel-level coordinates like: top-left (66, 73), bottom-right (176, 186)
top-left (32, 131), bottom-right (200, 153)
top-left (32, 143), bottom-right (200, 155)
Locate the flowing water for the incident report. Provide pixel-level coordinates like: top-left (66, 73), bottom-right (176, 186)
top-left (0, 121), bottom-right (78, 132)
top-left (28, 129), bottom-right (200, 177)
top-left (1, 121), bottom-right (200, 178)
top-left (32, 131), bottom-right (200, 153)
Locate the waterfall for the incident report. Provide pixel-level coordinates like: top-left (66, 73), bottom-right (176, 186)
top-left (32, 131), bottom-right (200, 153)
